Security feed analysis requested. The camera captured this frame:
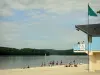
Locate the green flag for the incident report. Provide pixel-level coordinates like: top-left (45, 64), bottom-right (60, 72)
top-left (88, 5), bottom-right (97, 16)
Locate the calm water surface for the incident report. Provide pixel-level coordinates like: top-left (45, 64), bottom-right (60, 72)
top-left (0, 55), bottom-right (88, 69)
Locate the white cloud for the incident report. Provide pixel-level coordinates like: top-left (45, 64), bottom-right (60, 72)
top-left (0, 0), bottom-right (100, 15)
top-left (0, 0), bottom-right (99, 49)
top-left (0, 22), bottom-right (21, 42)
top-left (0, 0), bottom-right (13, 16)
top-left (0, 22), bottom-right (20, 33)
top-left (89, 16), bottom-right (100, 24)
top-left (0, 8), bottom-right (13, 16)
top-left (0, 21), bottom-right (87, 49)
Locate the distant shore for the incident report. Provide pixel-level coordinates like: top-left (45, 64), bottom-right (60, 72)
top-left (0, 47), bottom-right (87, 55)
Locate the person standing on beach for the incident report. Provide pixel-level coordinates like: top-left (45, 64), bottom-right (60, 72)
top-left (49, 61), bottom-right (51, 66)
top-left (52, 60), bottom-right (54, 66)
top-left (49, 61), bottom-right (52, 67)
top-left (44, 62), bottom-right (46, 66)
top-left (51, 61), bottom-right (53, 67)
top-left (73, 60), bottom-right (75, 65)
top-left (60, 60), bottom-right (62, 65)
top-left (41, 62), bottom-right (43, 67)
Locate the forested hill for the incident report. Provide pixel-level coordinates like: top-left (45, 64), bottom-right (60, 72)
top-left (45, 49), bottom-right (87, 55)
top-left (0, 47), bottom-right (50, 56)
top-left (0, 47), bottom-right (87, 55)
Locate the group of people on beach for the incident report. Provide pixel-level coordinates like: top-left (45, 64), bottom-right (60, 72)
top-left (49, 60), bottom-right (63, 66)
top-left (23, 65), bottom-right (30, 69)
top-left (41, 60), bottom-right (78, 67)
top-left (23, 60), bottom-right (77, 69)
top-left (41, 60), bottom-right (63, 67)
top-left (65, 60), bottom-right (78, 67)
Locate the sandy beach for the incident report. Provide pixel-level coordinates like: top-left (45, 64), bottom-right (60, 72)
top-left (0, 64), bottom-right (100, 75)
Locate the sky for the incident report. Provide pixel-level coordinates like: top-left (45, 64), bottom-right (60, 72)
top-left (0, 0), bottom-right (100, 50)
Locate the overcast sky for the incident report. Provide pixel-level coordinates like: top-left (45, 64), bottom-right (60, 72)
top-left (0, 0), bottom-right (100, 49)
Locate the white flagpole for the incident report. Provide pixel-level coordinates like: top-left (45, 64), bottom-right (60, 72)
top-left (45, 53), bottom-right (46, 65)
top-left (87, 3), bottom-right (89, 72)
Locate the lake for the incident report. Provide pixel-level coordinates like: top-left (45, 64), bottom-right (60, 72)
top-left (0, 55), bottom-right (88, 69)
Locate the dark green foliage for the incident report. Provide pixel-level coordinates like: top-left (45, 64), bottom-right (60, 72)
top-left (0, 47), bottom-right (87, 55)
top-left (0, 47), bottom-right (50, 56)
top-left (45, 49), bottom-right (87, 55)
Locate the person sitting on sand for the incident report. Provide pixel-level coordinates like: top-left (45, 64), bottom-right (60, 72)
top-left (74, 64), bottom-right (78, 67)
top-left (56, 61), bottom-right (58, 65)
top-left (23, 67), bottom-right (25, 69)
top-left (27, 65), bottom-right (30, 68)
top-left (69, 62), bottom-right (73, 67)
top-left (65, 64), bottom-right (68, 67)
top-left (51, 60), bottom-right (54, 66)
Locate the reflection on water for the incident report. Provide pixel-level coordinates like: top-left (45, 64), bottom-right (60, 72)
top-left (0, 55), bottom-right (88, 69)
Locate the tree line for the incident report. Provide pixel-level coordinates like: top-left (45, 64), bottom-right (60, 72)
top-left (0, 47), bottom-right (50, 55)
top-left (0, 47), bottom-right (87, 56)
top-left (46, 49), bottom-right (87, 55)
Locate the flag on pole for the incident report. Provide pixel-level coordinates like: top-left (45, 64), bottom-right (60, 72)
top-left (88, 5), bottom-right (97, 16)
top-left (87, 4), bottom-right (97, 72)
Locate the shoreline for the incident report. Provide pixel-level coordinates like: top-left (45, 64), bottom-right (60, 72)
top-left (0, 62), bottom-right (86, 70)
top-left (0, 64), bottom-right (87, 70)
top-left (1, 64), bottom-right (100, 75)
